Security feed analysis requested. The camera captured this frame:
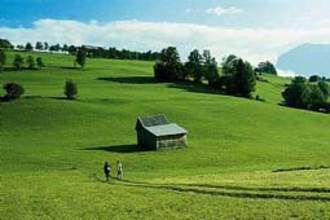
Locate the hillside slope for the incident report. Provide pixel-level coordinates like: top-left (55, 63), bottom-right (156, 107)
top-left (1, 51), bottom-right (329, 219)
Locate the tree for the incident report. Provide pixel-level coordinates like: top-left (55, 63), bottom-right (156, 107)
top-left (185, 49), bottom-right (204, 82)
top-left (75, 48), bottom-right (87, 68)
top-left (237, 61), bottom-right (256, 97)
top-left (13, 54), bottom-right (24, 70)
top-left (256, 61), bottom-right (277, 75)
top-left (292, 76), bottom-right (307, 84)
top-left (25, 42), bottom-right (33, 51)
top-left (49, 44), bottom-right (61, 52)
top-left (36, 57), bottom-right (45, 69)
top-left (26, 56), bottom-right (35, 69)
top-left (64, 80), bottom-right (78, 100)
top-left (43, 42), bottom-right (49, 50)
top-left (318, 80), bottom-right (329, 99)
top-left (62, 44), bottom-right (69, 52)
top-left (282, 77), bottom-right (311, 109)
top-left (0, 39), bottom-right (13, 49)
top-left (203, 50), bottom-right (219, 87)
top-left (3, 83), bottom-right (25, 100)
top-left (309, 75), bottom-right (321, 82)
top-left (154, 47), bottom-right (183, 81)
top-left (309, 84), bottom-right (326, 110)
top-left (68, 45), bottom-right (77, 55)
top-left (0, 49), bottom-right (6, 72)
top-left (35, 41), bottom-right (43, 50)
top-left (221, 55), bottom-right (239, 94)
top-left (16, 44), bottom-right (24, 50)
top-left (221, 56), bottom-right (256, 97)
top-left (282, 77), bottom-right (329, 111)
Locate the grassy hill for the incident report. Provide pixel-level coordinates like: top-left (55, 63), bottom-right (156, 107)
top-left (1, 51), bottom-right (329, 219)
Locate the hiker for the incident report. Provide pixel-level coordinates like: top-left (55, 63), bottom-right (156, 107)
top-left (116, 160), bottom-right (123, 180)
top-left (103, 161), bottom-right (111, 181)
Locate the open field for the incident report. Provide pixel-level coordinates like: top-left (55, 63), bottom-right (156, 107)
top-left (1, 51), bottom-right (329, 219)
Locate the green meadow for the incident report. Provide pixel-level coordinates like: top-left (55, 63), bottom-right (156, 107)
top-left (1, 51), bottom-right (329, 219)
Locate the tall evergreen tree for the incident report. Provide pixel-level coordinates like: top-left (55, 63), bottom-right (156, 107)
top-left (221, 56), bottom-right (256, 97)
top-left (154, 47), bottom-right (183, 81)
top-left (185, 49), bottom-right (203, 82)
top-left (203, 50), bottom-right (219, 87)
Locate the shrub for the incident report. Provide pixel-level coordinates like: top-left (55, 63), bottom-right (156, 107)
top-left (13, 54), bottom-right (24, 70)
top-left (26, 56), bottom-right (35, 69)
top-left (3, 83), bottom-right (25, 100)
top-left (255, 61), bottom-right (277, 75)
top-left (282, 79), bottom-right (310, 109)
top-left (64, 80), bottom-right (78, 100)
top-left (309, 75), bottom-right (321, 82)
top-left (36, 57), bottom-right (45, 68)
top-left (282, 77), bottom-right (329, 111)
top-left (75, 48), bottom-right (87, 68)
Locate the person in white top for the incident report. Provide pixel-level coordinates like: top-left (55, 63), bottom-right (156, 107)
top-left (116, 160), bottom-right (123, 180)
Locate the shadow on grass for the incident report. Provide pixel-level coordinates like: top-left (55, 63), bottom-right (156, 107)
top-left (59, 66), bottom-right (81, 70)
top-left (98, 76), bottom-right (222, 96)
top-left (23, 96), bottom-right (74, 101)
top-left (92, 176), bottom-right (330, 202)
top-left (273, 165), bottom-right (330, 173)
top-left (3, 67), bottom-right (39, 72)
top-left (181, 183), bottom-right (330, 194)
top-left (83, 144), bottom-right (149, 153)
top-left (167, 81), bottom-right (222, 95)
top-left (98, 76), bottom-right (156, 84)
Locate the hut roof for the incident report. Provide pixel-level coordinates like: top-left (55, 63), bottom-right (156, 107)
top-left (137, 114), bottom-right (170, 128)
top-left (145, 123), bottom-right (187, 137)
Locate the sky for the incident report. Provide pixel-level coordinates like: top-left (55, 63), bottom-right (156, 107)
top-left (1, 0), bottom-right (330, 72)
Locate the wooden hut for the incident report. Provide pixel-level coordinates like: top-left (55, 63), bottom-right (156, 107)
top-left (135, 115), bottom-right (188, 150)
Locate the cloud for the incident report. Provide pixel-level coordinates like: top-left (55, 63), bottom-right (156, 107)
top-left (206, 6), bottom-right (242, 16)
top-left (185, 8), bottom-right (192, 13)
top-left (1, 18), bottom-right (330, 76)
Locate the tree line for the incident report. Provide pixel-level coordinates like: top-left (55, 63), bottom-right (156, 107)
top-left (0, 38), bottom-right (161, 61)
top-left (154, 47), bottom-right (260, 98)
top-left (0, 47), bottom-right (86, 71)
top-left (282, 76), bottom-right (329, 112)
top-left (154, 46), bottom-right (329, 113)
top-left (0, 49), bottom-right (44, 71)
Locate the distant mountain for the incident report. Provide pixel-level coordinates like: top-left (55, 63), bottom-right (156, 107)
top-left (277, 43), bottom-right (330, 77)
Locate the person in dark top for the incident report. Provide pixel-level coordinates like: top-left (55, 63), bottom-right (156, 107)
top-left (103, 161), bottom-right (111, 181)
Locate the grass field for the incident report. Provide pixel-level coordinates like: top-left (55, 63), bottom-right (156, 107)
top-left (1, 51), bottom-right (329, 219)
